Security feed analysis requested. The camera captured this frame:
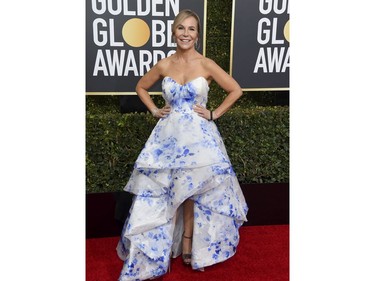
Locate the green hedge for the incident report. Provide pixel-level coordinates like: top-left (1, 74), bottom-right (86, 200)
top-left (216, 107), bottom-right (289, 184)
top-left (86, 106), bottom-right (289, 193)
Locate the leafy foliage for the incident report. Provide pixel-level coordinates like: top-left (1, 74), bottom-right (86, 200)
top-left (86, 107), bottom-right (289, 193)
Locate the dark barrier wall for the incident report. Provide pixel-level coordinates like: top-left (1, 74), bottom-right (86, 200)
top-left (86, 184), bottom-right (289, 238)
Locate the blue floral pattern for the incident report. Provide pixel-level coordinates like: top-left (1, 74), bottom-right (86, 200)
top-left (117, 76), bottom-right (248, 281)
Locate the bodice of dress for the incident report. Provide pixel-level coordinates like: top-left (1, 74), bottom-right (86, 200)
top-left (162, 76), bottom-right (209, 110)
top-left (133, 75), bottom-right (222, 170)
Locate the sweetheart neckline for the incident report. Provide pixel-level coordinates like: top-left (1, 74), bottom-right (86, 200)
top-left (163, 76), bottom-right (209, 87)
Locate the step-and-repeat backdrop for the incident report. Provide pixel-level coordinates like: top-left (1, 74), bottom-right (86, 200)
top-left (230, 0), bottom-right (289, 91)
top-left (86, 0), bottom-right (207, 94)
top-left (86, 0), bottom-right (289, 94)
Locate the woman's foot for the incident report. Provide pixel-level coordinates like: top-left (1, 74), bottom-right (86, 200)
top-left (196, 267), bottom-right (205, 272)
top-left (182, 232), bottom-right (192, 265)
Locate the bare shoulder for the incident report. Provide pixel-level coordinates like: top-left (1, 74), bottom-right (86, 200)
top-left (199, 57), bottom-right (241, 93)
top-left (153, 56), bottom-right (174, 76)
top-left (200, 57), bottom-right (228, 81)
top-left (153, 56), bottom-right (169, 71)
top-left (138, 56), bottom-right (173, 86)
top-left (201, 57), bottom-right (220, 71)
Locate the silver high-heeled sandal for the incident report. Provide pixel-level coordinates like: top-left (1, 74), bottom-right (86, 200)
top-left (182, 232), bottom-right (192, 265)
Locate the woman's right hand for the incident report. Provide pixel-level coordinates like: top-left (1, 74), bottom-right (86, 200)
top-left (151, 105), bottom-right (171, 118)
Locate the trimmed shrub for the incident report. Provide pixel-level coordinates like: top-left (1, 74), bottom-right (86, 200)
top-left (216, 107), bottom-right (289, 184)
top-left (86, 106), bottom-right (289, 193)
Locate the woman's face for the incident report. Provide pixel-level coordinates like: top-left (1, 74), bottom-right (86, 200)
top-left (174, 16), bottom-right (199, 50)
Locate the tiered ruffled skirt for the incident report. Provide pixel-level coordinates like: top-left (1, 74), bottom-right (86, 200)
top-left (117, 109), bottom-right (248, 281)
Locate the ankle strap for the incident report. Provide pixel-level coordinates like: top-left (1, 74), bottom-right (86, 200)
top-left (183, 234), bottom-right (192, 239)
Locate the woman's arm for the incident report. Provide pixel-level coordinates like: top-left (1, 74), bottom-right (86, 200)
top-left (135, 61), bottom-right (170, 118)
top-left (194, 58), bottom-right (243, 120)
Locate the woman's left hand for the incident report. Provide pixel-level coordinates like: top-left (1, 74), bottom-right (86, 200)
top-left (193, 104), bottom-right (212, 120)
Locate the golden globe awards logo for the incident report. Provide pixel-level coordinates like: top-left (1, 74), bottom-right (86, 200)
top-left (122, 18), bottom-right (150, 47)
top-left (253, 0), bottom-right (290, 73)
top-left (90, 0), bottom-right (180, 77)
top-left (230, 0), bottom-right (289, 89)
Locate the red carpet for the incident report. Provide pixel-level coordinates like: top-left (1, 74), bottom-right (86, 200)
top-left (86, 225), bottom-right (289, 281)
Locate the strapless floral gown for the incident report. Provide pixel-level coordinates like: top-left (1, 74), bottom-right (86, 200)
top-left (116, 76), bottom-right (249, 281)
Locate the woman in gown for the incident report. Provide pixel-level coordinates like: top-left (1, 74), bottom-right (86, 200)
top-left (116, 9), bottom-right (249, 281)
